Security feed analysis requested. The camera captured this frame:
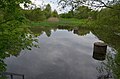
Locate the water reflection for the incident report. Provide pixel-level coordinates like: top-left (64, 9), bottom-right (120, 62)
top-left (96, 53), bottom-right (115, 79)
top-left (4, 26), bottom-right (117, 79)
top-left (92, 28), bottom-right (120, 79)
top-left (30, 26), bottom-right (90, 37)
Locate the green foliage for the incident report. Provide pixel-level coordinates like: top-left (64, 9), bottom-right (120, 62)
top-left (23, 4), bottom-right (58, 21)
top-left (43, 4), bottom-right (52, 19)
top-left (52, 10), bottom-right (59, 17)
top-left (24, 8), bottom-right (46, 21)
top-left (0, 0), bottom-right (38, 77)
top-left (60, 6), bottom-right (97, 20)
top-left (74, 6), bottom-right (92, 19)
top-left (114, 50), bottom-right (120, 79)
top-left (60, 11), bottom-right (74, 18)
top-left (88, 11), bottom-right (98, 20)
top-left (96, 7), bottom-right (120, 27)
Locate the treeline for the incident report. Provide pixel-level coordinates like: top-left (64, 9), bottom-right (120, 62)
top-left (60, 4), bottom-right (120, 27)
top-left (23, 4), bottom-right (59, 22)
top-left (60, 6), bottom-right (97, 19)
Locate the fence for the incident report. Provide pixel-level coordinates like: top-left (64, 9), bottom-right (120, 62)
top-left (1, 72), bottom-right (24, 79)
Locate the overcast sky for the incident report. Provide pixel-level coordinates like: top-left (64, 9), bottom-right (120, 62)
top-left (30, 0), bottom-right (70, 14)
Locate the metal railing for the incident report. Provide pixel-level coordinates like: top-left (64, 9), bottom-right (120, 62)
top-left (1, 72), bottom-right (24, 79)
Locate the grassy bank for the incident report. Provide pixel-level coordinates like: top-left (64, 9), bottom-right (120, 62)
top-left (30, 17), bottom-right (120, 35)
top-left (30, 18), bottom-right (95, 28)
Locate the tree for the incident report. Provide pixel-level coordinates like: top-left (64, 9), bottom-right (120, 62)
top-left (52, 10), bottom-right (59, 17)
top-left (0, 0), bottom-right (37, 77)
top-left (60, 11), bottom-right (74, 18)
top-left (24, 8), bottom-right (46, 21)
top-left (43, 4), bottom-right (52, 19)
top-left (88, 10), bottom-right (98, 20)
top-left (58, 0), bottom-right (120, 10)
top-left (96, 4), bottom-right (120, 26)
top-left (74, 6), bottom-right (92, 19)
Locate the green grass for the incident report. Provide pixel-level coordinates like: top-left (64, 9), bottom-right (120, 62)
top-left (30, 17), bottom-right (120, 32)
top-left (30, 18), bottom-right (94, 28)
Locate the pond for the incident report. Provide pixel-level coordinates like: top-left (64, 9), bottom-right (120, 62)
top-left (5, 26), bottom-right (116, 79)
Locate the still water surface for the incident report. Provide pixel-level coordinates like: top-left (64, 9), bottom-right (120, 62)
top-left (5, 28), bottom-right (112, 79)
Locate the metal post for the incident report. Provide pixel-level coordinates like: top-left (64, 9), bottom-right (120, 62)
top-left (10, 75), bottom-right (13, 79)
top-left (23, 75), bottom-right (24, 79)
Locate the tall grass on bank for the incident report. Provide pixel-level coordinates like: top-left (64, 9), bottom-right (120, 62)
top-left (30, 18), bottom-right (94, 27)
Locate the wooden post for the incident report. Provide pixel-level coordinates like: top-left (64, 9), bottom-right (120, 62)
top-left (73, 27), bottom-right (79, 34)
top-left (93, 42), bottom-right (107, 61)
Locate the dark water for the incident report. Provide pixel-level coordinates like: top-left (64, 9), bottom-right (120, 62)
top-left (5, 27), bottom-right (115, 79)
